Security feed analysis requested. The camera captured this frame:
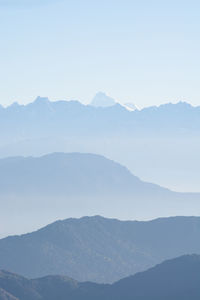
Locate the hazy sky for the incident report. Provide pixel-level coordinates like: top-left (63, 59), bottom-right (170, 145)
top-left (1, 0), bottom-right (200, 107)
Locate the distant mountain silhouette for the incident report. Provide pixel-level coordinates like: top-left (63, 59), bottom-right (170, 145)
top-left (0, 152), bottom-right (168, 197)
top-left (1, 216), bottom-right (200, 283)
top-left (1, 97), bottom-right (199, 139)
top-left (0, 97), bottom-right (199, 192)
top-left (0, 255), bottom-right (200, 299)
top-left (0, 152), bottom-right (200, 236)
top-left (90, 92), bottom-right (116, 107)
top-left (90, 92), bottom-right (137, 110)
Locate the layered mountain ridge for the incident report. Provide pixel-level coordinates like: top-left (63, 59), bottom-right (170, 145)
top-left (1, 215), bottom-right (200, 283)
top-left (0, 152), bottom-right (200, 237)
top-left (0, 96), bottom-right (199, 192)
top-left (0, 255), bottom-right (200, 300)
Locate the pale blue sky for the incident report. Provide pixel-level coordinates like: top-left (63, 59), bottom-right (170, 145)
top-left (0, 0), bottom-right (200, 107)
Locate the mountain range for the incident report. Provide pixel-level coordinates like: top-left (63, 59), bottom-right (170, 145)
top-left (0, 96), bottom-right (199, 143)
top-left (0, 255), bottom-right (200, 300)
top-left (0, 152), bottom-right (200, 236)
top-left (1, 95), bottom-right (199, 135)
top-left (0, 96), bottom-right (200, 191)
top-left (1, 215), bottom-right (200, 283)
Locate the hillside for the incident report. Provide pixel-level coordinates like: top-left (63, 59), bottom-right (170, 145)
top-left (0, 255), bottom-right (200, 299)
top-left (1, 216), bottom-right (200, 283)
top-left (0, 152), bottom-right (163, 197)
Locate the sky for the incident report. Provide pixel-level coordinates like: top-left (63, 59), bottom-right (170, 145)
top-left (1, 0), bottom-right (200, 108)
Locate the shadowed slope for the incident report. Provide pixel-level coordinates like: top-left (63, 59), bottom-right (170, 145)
top-left (1, 216), bottom-right (200, 283)
top-left (0, 255), bottom-right (200, 299)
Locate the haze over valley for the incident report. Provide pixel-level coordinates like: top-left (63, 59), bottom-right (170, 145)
top-left (0, 94), bottom-right (199, 192)
top-left (0, 94), bottom-right (199, 299)
top-left (1, 0), bottom-right (200, 298)
top-left (0, 152), bottom-right (200, 236)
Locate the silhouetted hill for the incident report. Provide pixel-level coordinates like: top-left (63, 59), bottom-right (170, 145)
top-left (1, 216), bottom-right (200, 283)
top-left (1, 152), bottom-right (200, 236)
top-left (0, 152), bottom-right (162, 197)
top-left (0, 271), bottom-right (41, 300)
top-left (0, 255), bottom-right (200, 299)
top-left (109, 254), bottom-right (200, 300)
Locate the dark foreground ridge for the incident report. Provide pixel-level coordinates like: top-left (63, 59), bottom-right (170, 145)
top-left (0, 255), bottom-right (200, 300)
top-left (1, 216), bottom-right (200, 283)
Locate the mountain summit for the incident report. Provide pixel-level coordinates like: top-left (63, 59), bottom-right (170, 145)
top-left (90, 92), bottom-right (116, 107)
